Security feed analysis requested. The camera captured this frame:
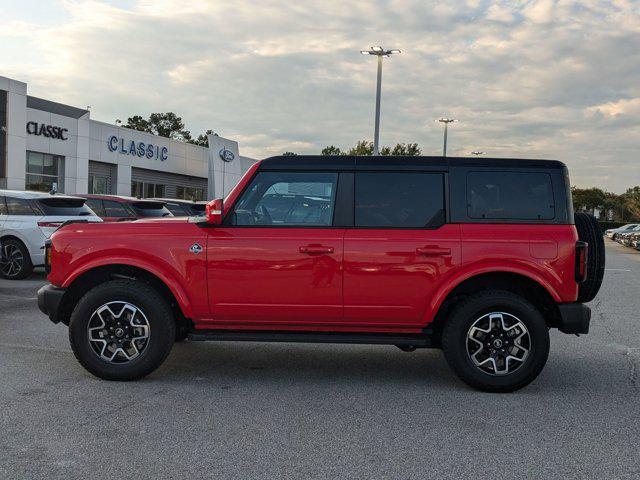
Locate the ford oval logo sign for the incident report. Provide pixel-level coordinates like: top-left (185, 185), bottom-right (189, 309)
top-left (219, 147), bottom-right (235, 162)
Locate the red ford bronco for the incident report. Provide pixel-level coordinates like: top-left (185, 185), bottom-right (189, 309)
top-left (38, 156), bottom-right (604, 392)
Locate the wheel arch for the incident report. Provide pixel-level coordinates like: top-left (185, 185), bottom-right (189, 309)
top-left (427, 271), bottom-right (561, 345)
top-left (56, 263), bottom-right (193, 328)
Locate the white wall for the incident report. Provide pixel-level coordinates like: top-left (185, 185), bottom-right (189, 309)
top-left (2, 76), bottom-right (27, 190)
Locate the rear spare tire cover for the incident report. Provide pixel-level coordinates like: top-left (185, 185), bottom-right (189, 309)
top-left (574, 212), bottom-right (605, 303)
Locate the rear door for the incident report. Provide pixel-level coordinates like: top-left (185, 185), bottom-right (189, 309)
top-left (343, 171), bottom-right (461, 328)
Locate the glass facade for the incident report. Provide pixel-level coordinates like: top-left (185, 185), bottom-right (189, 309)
top-left (176, 186), bottom-right (204, 201)
top-left (131, 180), bottom-right (165, 198)
top-left (25, 151), bottom-right (65, 193)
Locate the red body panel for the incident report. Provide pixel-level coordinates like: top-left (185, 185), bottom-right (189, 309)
top-left (204, 228), bottom-right (344, 329)
top-left (48, 160), bottom-right (580, 334)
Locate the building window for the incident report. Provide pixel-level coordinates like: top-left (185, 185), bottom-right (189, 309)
top-left (26, 151), bottom-right (64, 193)
top-left (131, 181), bottom-right (165, 198)
top-left (176, 186), bottom-right (204, 201)
top-left (89, 175), bottom-right (108, 194)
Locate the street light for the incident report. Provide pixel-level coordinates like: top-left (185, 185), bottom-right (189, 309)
top-left (360, 46), bottom-right (401, 156)
top-left (470, 150), bottom-right (485, 156)
top-left (436, 118), bottom-right (458, 157)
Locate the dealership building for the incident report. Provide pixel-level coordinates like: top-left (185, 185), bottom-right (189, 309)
top-left (0, 75), bottom-right (257, 200)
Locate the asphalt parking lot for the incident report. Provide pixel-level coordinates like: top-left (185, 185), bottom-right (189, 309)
top-left (1, 241), bottom-right (639, 479)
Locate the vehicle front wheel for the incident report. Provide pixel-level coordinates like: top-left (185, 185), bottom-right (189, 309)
top-left (0, 238), bottom-right (33, 280)
top-left (69, 280), bottom-right (176, 380)
top-left (441, 290), bottom-right (550, 393)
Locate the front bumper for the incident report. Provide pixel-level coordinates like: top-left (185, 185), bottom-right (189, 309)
top-left (37, 284), bottom-right (66, 324)
top-left (557, 303), bottom-right (591, 334)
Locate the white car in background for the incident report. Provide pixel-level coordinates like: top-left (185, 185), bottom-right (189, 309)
top-left (605, 223), bottom-right (639, 239)
top-left (0, 190), bottom-right (102, 279)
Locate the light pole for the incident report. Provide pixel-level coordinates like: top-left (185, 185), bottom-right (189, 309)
top-left (436, 117), bottom-right (458, 157)
top-left (360, 46), bottom-right (401, 156)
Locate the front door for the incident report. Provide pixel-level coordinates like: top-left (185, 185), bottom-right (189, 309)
top-left (207, 171), bottom-right (344, 329)
top-left (343, 171), bottom-right (461, 329)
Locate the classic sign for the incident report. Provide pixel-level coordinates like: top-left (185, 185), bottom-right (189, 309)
top-left (107, 135), bottom-right (168, 161)
top-left (26, 122), bottom-right (68, 140)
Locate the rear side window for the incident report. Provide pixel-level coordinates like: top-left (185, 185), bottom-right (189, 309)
top-left (103, 201), bottom-right (130, 218)
top-left (355, 172), bottom-right (445, 228)
top-left (84, 199), bottom-right (105, 217)
top-left (36, 198), bottom-right (93, 216)
top-left (164, 203), bottom-right (188, 216)
top-left (130, 201), bottom-right (171, 217)
top-left (467, 171), bottom-right (555, 220)
top-left (6, 197), bottom-right (35, 215)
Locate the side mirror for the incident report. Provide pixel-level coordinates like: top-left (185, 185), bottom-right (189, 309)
top-left (206, 198), bottom-right (224, 225)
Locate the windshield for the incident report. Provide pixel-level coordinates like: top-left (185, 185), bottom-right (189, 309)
top-left (130, 201), bottom-right (173, 217)
top-left (37, 197), bottom-right (94, 216)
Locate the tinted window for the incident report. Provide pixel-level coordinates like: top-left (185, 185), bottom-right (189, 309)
top-left (467, 171), bottom-right (555, 220)
top-left (130, 201), bottom-right (172, 217)
top-left (164, 203), bottom-right (188, 216)
top-left (84, 199), bottom-right (105, 217)
top-left (231, 172), bottom-right (338, 226)
top-left (36, 198), bottom-right (94, 216)
top-left (0, 197), bottom-right (7, 216)
top-left (355, 172), bottom-right (445, 228)
top-left (6, 197), bottom-right (35, 216)
top-left (103, 201), bottom-right (130, 218)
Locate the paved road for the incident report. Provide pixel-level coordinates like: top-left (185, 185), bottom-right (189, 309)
top-left (1, 243), bottom-right (639, 479)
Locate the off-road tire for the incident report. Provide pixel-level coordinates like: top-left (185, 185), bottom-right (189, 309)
top-left (442, 290), bottom-right (550, 393)
top-left (574, 212), bottom-right (605, 303)
top-left (69, 280), bottom-right (175, 380)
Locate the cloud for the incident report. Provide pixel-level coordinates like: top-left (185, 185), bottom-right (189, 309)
top-left (0, 0), bottom-right (639, 191)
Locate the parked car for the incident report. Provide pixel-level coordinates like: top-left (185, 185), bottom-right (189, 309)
top-left (75, 194), bottom-right (172, 222)
top-left (605, 223), bottom-right (639, 239)
top-left (38, 155), bottom-right (605, 392)
top-left (149, 198), bottom-right (207, 217)
top-left (617, 225), bottom-right (640, 246)
top-left (0, 190), bottom-right (102, 279)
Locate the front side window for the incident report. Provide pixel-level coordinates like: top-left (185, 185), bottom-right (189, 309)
top-left (231, 172), bottom-right (338, 226)
top-left (355, 172), bottom-right (445, 228)
top-left (0, 197), bottom-right (7, 215)
top-left (467, 171), bottom-right (555, 220)
top-left (6, 197), bottom-right (35, 216)
top-left (26, 151), bottom-right (64, 193)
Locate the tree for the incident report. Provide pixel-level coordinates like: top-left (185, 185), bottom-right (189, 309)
top-left (321, 141), bottom-right (421, 156)
top-left (571, 187), bottom-right (606, 215)
top-left (321, 145), bottom-right (343, 156)
top-left (282, 151), bottom-right (297, 156)
top-left (123, 112), bottom-right (192, 141)
top-left (188, 129), bottom-right (214, 147)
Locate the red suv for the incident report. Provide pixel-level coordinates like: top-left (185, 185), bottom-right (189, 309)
top-left (76, 194), bottom-right (172, 222)
top-left (38, 156), bottom-right (604, 392)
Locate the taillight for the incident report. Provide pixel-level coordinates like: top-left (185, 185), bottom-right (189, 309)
top-left (38, 221), bottom-right (64, 228)
top-left (575, 241), bottom-right (588, 283)
top-left (44, 240), bottom-right (52, 274)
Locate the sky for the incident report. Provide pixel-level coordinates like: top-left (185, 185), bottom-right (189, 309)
top-left (0, 0), bottom-right (639, 192)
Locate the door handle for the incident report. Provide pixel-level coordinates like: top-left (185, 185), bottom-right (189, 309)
top-left (416, 246), bottom-right (451, 256)
top-left (299, 245), bottom-right (334, 255)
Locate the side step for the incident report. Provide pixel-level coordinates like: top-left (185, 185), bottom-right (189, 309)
top-left (188, 330), bottom-right (433, 347)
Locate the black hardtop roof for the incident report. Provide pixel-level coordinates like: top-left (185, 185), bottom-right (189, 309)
top-left (260, 155), bottom-right (566, 171)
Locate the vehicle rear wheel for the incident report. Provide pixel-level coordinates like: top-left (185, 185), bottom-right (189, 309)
top-left (0, 238), bottom-right (33, 280)
top-left (441, 290), bottom-right (550, 393)
top-left (574, 212), bottom-right (605, 303)
top-left (69, 280), bottom-right (175, 380)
